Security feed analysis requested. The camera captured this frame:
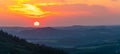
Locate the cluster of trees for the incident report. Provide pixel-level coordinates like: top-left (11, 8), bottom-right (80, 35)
top-left (0, 30), bottom-right (68, 54)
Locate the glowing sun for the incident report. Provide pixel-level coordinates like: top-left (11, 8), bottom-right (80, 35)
top-left (34, 21), bottom-right (40, 27)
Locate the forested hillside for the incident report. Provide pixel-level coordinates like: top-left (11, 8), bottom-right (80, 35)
top-left (0, 30), bottom-right (67, 54)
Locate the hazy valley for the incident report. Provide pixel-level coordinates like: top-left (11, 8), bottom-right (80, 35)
top-left (1, 25), bottom-right (120, 54)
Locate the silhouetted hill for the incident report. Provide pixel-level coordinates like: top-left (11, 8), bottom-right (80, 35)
top-left (17, 27), bottom-right (81, 39)
top-left (1, 26), bottom-right (120, 54)
top-left (1, 26), bottom-right (120, 47)
top-left (9, 26), bottom-right (119, 47)
top-left (55, 25), bottom-right (88, 30)
top-left (0, 30), bottom-right (67, 54)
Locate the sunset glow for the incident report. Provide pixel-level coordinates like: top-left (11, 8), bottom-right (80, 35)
top-left (9, 3), bottom-right (48, 18)
top-left (0, 0), bottom-right (120, 27)
top-left (34, 21), bottom-right (40, 27)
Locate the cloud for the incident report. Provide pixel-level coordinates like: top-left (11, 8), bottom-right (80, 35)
top-left (36, 4), bottom-right (120, 26)
top-left (111, 0), bottom-right (118, 1)
top-left (31, 0), bottom-right (66, 3)
top-left (0, 0), bottom-right (120, 27)
top-left (40, 4), bottom-right (109, 16)
top-left (39, 11), bottom-right (120, 27)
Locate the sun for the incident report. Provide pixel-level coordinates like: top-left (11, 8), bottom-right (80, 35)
top-left (34, 21), bottom-right (40, 27)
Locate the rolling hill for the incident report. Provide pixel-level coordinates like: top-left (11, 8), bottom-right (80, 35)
top-left (0, 30), bottom-right (67, 54)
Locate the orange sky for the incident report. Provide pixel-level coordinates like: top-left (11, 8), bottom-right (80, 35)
top-left (0, 0), bottom-right (120, 27)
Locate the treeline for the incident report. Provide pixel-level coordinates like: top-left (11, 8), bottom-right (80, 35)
top-left (0, 30), bottom-right (68, 54)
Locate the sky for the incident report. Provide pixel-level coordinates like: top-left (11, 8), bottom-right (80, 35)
top-left (0, 0), bottom-right (120, 27)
